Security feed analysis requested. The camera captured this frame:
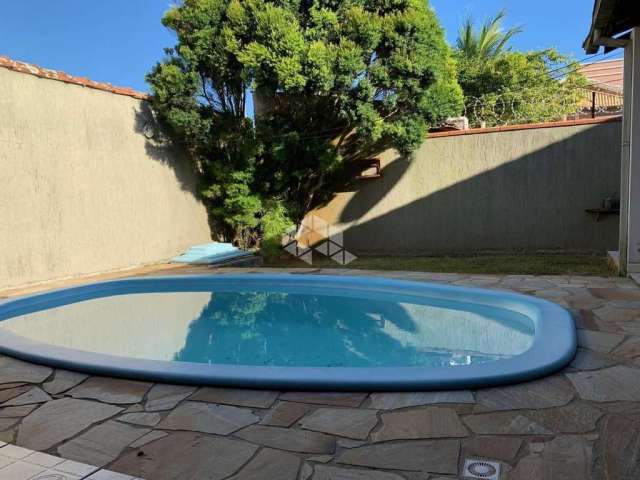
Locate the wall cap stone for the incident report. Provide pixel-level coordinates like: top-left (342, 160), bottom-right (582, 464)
top-left (0, 54), bottom-right (149, 100)
top-left (429, 115), bottom-right (622, 138)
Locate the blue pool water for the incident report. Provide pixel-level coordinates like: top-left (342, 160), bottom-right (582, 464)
top-left (0, 290), bottom-right (534, 368)
top-left (0, 275), bottom-right (576, 390)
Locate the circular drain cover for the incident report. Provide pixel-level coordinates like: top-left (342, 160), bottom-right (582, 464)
top-left (468, 461), bottom-right (498, 478)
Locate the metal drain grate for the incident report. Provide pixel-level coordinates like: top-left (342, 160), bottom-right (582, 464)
top-left (462, 458), bottom-right (501, 480)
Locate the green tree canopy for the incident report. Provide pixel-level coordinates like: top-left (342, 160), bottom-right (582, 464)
top-left (147, 0), bottom-right (463, 245)
top-left (456, 10), bottom-right (522, 61)
top-left (454, 12), bottom-right (586, 127)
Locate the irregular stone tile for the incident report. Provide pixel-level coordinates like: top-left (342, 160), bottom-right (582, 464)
top-left (509, 435), bottom-right (594, 480)
top-left (599, 402), bottom-right (640, 421)
top-left (616, 278), bottom-right (639, 289)
top-left (574, 309), bottom-right (601, 330)
top-left (610, 300), bottom-right (640, 309)
top-left (619, 322), bottom-right (640, 336)
top-left (279, 392), bottom-right (367, 407)
top-left (337, 440), bottom-right (459, 474)
top-left (600, 414), bottom-right (640, 480)
top-left (373, 407), bottom-right (467, 442)
top-left (299, 408), bottom-right (378, 440)
top-left (503, 276), bottom-right (555, 290)
top-left (68, 377), bottom-right (151, 404)
top-left (0, 357), bottom-right (52, 384)
top-left (129, 430), bottom-right (168, 449)
top-left (578, 276), bottom-right (617, 287)
top-left (590, 288), bottom-right (640, 301)
top-left (42, 370), bottom-right (88, 395)
top-left (307, 455), bottom-right (333, 463)
top-left (260, 401), bottom-right (313, 427)
top-left (475, 376), bottom-right (574, 411)
top-left (0, 386), bottom-right (32, 403)
top-left (300, 463), bottom-right (313, 480)
top-left (566, 292), bottom-right (605, 310)
top-left (463, 412), bottom-right (552, 435)
top-left (593, 305), bottom-right (640, 325)
top-left (118, 412), bottom-right (162, 427)
top-left (525, 402), bottom-right (603, 433)
top-left (454, 277), bottom-right (500, 287)
top-left (227, 448), bottom-right (300, 480)
top-left (235, 425), bottom-right (335, 454)
top-left (0, 382), bottom-right (27, 390)
top-left (338, 438), bottom-right (367, 449)
top-left (577, 329), bottom-right (625, 353)
top-left (125, 404), bottom-right (144, 413)
top-left (543, 275), bottom-right (571, 286)
top-left (0, 404), bottom-right (38, 418)
top-left (508, 454), bottom-right (544, 479)
top-left (611, 336), bottom-right (640, 360)
top-left (57, 420), bottom-right (150, 467)
top-left (314, 464), bottom-right (405, 480)
top-left (529, 442), bottom-right (546, 454)
top-left (417, 272), bottom-right (465, 282)
top-left (158, 401), bottom-right (258, 435)
top-left (190, 387), bottom-right (278, 408)
top-left (17, 398), bottom-right (123, 450)
top-left (0, 426), bottom-right (16, 443)
top-left (569, 349), bottom-right (616, 371)
top-left (367, 391), bottom-right (474, 409)
top-left (533, 289), bottom-right (570, 299)
top-left (1, 387), bottom-right (51, 406)
top-left (0, 418), bottom-right (19, 431)
top-left (109, 432), bottom-right (258, 480)
top-left (462, 436), bottom-right (522, 462)
top-left (566, 365), bottom-right (640, 401)
top-left (542, 435), bottom-right (593, 480)
top-left (144, 384), bottom-right (196, 411)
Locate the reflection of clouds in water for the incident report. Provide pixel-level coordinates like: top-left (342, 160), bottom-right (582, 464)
top-left (343, 337), bottom-right (372, 363)
top-left (0, 289), bottom-right (535, 368)
top-left (0, 292), bottom-right (212, 360)
top-left (383, 303), bottom-right (534, 356)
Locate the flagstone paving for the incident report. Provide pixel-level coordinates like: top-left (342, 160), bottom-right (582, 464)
top-left (0, 267), bottom-right (639, 479)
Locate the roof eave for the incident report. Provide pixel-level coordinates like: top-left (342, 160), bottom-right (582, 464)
top-left (583, 0), bottom-right (637, 53)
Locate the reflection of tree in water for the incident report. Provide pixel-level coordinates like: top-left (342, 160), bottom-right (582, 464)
top-left (173, 291), bottom-right (503, 367)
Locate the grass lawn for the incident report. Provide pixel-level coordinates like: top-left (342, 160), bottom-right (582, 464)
top-left (263, 251), bottom-right (614, 276)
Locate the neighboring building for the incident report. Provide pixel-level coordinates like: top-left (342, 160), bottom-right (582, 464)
top-left (578, 59), bottom-right (624, 115)
top-left (580, 58), bottom-right (623, 92)
top-left (584, 0), bottom-right (640, 278)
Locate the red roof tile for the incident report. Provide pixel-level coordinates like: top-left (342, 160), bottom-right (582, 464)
top-left (579, 58), bottom-right (623, 92)
top-left (0, 55), bottom-right (149, 100)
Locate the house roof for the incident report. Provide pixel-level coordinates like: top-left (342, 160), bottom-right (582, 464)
top-left (583, 0), bottom-right (640, 53)
top-left (579, 58), bottom-right (623, 92)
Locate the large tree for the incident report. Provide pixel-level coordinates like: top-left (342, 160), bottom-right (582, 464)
top-left (147, 0), bottom-right (462, 246)
top-left (456, 10), bottom-right (522, 61)
top-left (455, 12), bottom-right (586, 127)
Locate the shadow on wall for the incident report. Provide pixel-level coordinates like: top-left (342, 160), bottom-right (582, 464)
top-left (132, 102), bottom-right (200, 195)
top-left (322, 123), bottom-right (621, 254)
top-left (133, 103), bottom-right (218, 238)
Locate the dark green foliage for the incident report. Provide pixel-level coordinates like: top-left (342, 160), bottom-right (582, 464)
top-left (455, 12), bottom-right (587, 126)
top-left (147, 0), bottom-right (463, 246)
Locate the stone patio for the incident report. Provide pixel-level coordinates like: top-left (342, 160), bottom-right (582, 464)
top-left (1, 266), bottom-right (640, 479)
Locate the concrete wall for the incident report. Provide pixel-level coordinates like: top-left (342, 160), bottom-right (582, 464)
top-left (313, 120), bottom-right (622, 254)
top-left (0, 67), bottom-right (211, 289)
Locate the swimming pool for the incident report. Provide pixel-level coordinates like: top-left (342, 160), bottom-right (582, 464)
top-left (0, 274), bottom-right (576, 390)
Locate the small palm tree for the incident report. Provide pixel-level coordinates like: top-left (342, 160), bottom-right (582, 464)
top-left (456, 10), bottom-right (522, 60)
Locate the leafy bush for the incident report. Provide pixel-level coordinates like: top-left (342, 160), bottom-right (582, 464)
top-left (455, 12), bottom-right (587, 127)
top-left (147, 0), bottom-right (463, 247)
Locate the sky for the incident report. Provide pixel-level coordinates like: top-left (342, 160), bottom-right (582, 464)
top-left (0, 0), bottom-right (613, 94)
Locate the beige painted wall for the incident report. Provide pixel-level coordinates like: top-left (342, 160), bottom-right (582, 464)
top-left (313, 121), bottom-right (621, 254)
top-left (0, 68), bottom-right (211, 289)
